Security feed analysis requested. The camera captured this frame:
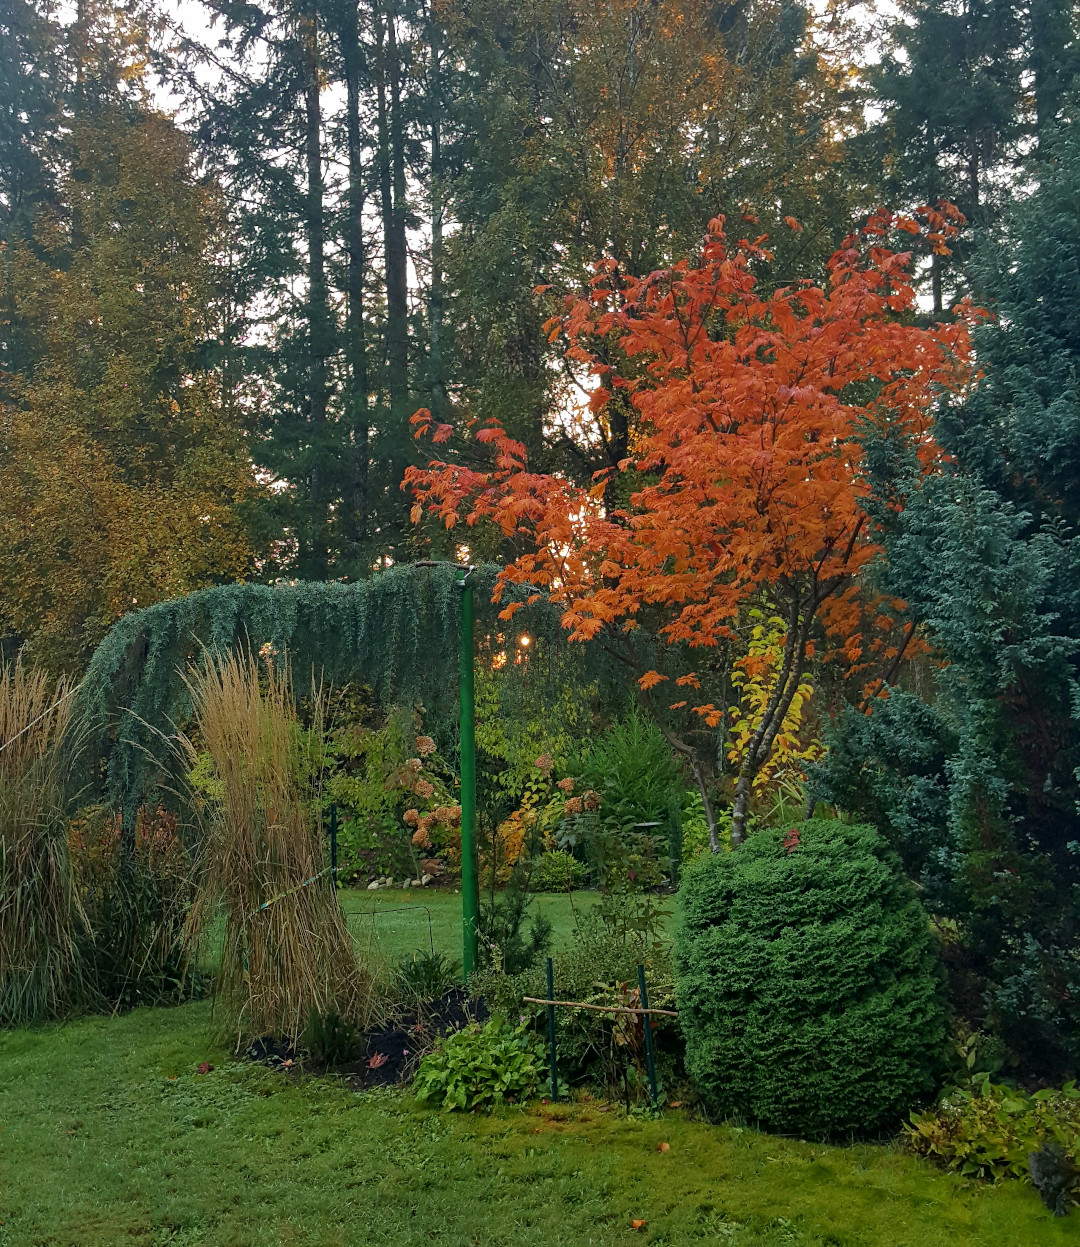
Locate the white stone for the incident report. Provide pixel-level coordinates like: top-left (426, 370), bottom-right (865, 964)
top-left (367, 880), bottom-right (379, 890)
top-left (421, 874), bottom-right (433, 886)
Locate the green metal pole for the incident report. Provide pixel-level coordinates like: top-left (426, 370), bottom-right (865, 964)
top-left (637, 963), bottom-right (659, 1109)
top-left (458, 567), bottom-right (479, 978)
top-left (546, 957), bottom-right (559, 1101)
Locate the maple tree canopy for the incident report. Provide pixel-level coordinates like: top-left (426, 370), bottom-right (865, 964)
top-left (406, 210), bottom-right (976, 842)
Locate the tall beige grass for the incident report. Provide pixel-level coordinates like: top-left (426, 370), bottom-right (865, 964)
top-left (0, 660), bottom-right (79, 1025)
top-left (185, 651), bottom-right (370, 1045)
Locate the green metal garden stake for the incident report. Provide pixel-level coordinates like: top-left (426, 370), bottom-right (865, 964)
top-left (637, 963), bottom-right (659, 1108)
top-left (546, 957), bottom-right (559, 1101)
top-left (458, 567), bottom-right (479, 978)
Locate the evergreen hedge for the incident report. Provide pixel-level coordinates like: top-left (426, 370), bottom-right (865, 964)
top-left (675, 819), bottom-right (945, 1138)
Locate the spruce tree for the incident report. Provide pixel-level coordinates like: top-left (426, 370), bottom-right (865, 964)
top-left (817, 122), bottom-right (1080, 1078)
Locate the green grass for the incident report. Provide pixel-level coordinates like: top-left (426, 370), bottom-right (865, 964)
top-left (337, 886), bottom-right (602, 967)
top-left (0, 890), bottom-right (1069, 1244)
top-left (0, 1001), bottom-right (1070, 1245)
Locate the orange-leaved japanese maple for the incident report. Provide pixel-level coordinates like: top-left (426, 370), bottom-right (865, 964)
top-left (406, 211), bottom-right (975, 847)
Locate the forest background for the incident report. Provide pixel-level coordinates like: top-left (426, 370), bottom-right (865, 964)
top-left (4, 0), bottom-right (1080, 1075)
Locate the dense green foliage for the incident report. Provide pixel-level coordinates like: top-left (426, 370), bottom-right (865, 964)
top-left (0, 1), bottom-right (258, 670)
top-left (412, 1016), bottom-right (542, 1111)
top-left (74, 563), bottom-right (625, 824)
top-left (818, 122), bottom-right (1080, 1081)
top-left (906, 1077), bottom-right (1080, 1185)
top-left (675, 821), bottom-right (946, 1139)
top-left (530, 849), bottom-right (587, 892)
top-left (4, 0), bottom-right (1080, 1122)
top-left (393, 950), bottom-right (461, 1004)
top-left (481, 907), bottom-right (680, 1100)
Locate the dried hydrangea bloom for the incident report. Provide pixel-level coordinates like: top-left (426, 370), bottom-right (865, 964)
top-left (433, 804), bottom-right (462, 826)
top-left (411, 826), bottom-right (432, 849)
top-left (414, 779), bottom-right (435, 800)
top-left (582, 789), bottom-right (601, 811)
top-left (556, 776), bottom-right (575, 793)
top-left (563, 796), bottom-right (583, 815)
top-left (415, 735), bottom-right (436, 756)
top-left (534, 753), bottom-right (554, 775)
top-left (403, 808), bottom-right (420, 826)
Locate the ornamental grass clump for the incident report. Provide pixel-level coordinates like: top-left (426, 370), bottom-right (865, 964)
top-left (675, 819), bottom-right (946, 1139)
top-left (185, 651), bottom-right (371, 1045)
top-left (0, 660), bottom-right (80, 1025)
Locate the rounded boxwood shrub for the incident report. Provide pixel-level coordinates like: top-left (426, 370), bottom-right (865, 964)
top-left (531, 849), bottom-right (587, 892)
top-left (675, 819), bottom-right (945, 1138)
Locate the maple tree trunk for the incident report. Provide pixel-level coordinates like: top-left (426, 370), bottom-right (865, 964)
top-left (688, 755), bottom-right (722, 855)
top-left (340, 3), bottom-right (369, 548)
top-left (730, 604), bottom-right (812, 848)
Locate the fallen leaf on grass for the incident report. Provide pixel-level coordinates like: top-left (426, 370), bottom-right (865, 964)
top-left (631, 1219), bottom-right (647, 1230)
top-left (197, 1062), bottom-right (214, 1075)
top-left (367, 1052), bottom-right (389, 1070)
top-left (657, 1142), bottom-right (670, 1153)
top-left (668, 1101), bottom-right (683, 1108)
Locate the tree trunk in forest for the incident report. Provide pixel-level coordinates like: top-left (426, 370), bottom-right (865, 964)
top-left (1030, 0), bottom-right (1070, 147)
top-left (428, 10), bottom-right (447, 422)
top-left (930, 250), bottom-right (943, 317)
top-left (376, 3), bottom-right (408, 416)
top-left (966, 136), bottom-right (981, 217)
top-left (339, 2), bottom-right (369, 550)
top-left (303, 0), bottom-right (331, 578)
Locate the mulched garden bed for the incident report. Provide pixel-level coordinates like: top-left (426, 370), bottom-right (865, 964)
top-left (243, 988), bottom-right (488, 1089)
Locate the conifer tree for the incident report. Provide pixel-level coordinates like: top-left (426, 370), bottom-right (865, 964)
top-left (817, 122), bottom-right (1080, 1077)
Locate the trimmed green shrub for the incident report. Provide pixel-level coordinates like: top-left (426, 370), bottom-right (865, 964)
top-left (675, 819), bottom-right (946, 1138)
top-left (530, 850), bottom-right (586, 892)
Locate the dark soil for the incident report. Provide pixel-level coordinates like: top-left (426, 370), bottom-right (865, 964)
top-left (244, 1034), bottom-right (300, 1068)
top-left (340, 987), bottom-right (488, 1090)
top-left (243, 988), bottom-right (487, 1090)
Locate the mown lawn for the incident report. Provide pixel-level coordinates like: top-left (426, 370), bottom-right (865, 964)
top-left (0, 1002), bottom-right (1069, 1247)
top-left (337, 886), bottom-right (602, 966)
top-left (0, 891), bottom-right (1068, 1245)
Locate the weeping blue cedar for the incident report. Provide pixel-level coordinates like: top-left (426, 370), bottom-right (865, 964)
top-left (73, 563), bottom-right (630, 825)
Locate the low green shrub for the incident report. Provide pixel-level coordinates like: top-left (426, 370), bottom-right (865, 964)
top-left (412, 1016), bottom-right (542, 1111)
top-left (303, 1007), bottom-right (362, 1067)
top-left (477, 907), bottom-right (682, 1101)
top-left (906, 1077), bottom-right (1080, 1183)
top-left (530, 850), bottom-right (586, 892)
top-left (675, 819), bottom-right (946, 1138)
top-left (394, 950), bottom-right (460, 1004)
